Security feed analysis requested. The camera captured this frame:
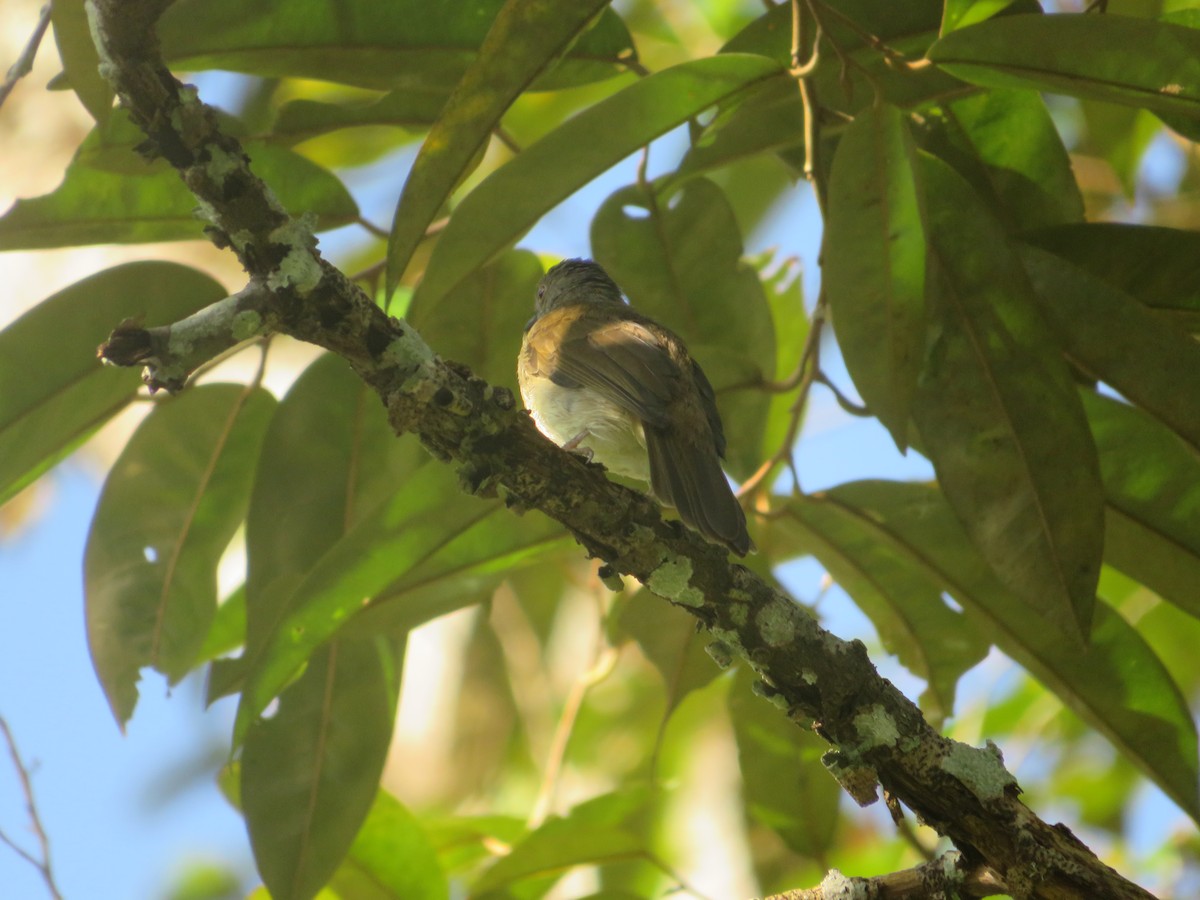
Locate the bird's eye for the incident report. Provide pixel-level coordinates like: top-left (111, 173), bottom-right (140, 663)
top-left (537, 284), bottom-right (546, 299)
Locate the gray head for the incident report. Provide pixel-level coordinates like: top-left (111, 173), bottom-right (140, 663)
top-left (533, 259), bottom-right (625, 318)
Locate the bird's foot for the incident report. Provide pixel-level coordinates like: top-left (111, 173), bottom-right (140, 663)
top-left (561, 430), bottom-right (595, 463)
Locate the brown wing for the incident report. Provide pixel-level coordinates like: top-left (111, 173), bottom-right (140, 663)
top-left (525, 312), bottom-right (679, 429)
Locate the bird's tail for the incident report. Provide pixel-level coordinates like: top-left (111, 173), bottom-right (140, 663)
top-left (645, 430), bottom-right (753, 556)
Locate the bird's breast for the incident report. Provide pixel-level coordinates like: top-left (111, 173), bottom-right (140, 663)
top-left (520, 374), bottom-right (650, 483)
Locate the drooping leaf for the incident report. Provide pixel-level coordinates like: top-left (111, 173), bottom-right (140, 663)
top-left (385, 0), bottom-right (619, 292)
top-left (823, 103), bottom-right (926, 449)
top-left (411, 54), bottom-right (783, 309)
top-left (0, 145), bottom-right (358, 249)
top-left (1084, 392), bottom-right (1200, 622)
top-left (771, 498), bottom-right (989, 725)
top-left (329, 790), bottom-right (450, 900)
top-left (407, 249), bottom-right (542, 391)
top-left (816, 480), bottom-right (1200, 823)
top-left (86, 385), bottom-right (275, 726)
top-left (729, 667), bottom-right (840, 858)
top-left (590, 177), bottom-right (774, 478)
top-left (0, 262), bottom-right (225, 504)
top-left (50, 0), bottom-right (113, 121)
top-left (1022, 223), bottom-right (1200, 329)
top-left (158, 0), bottom-right (634, 93)
top-left (1020, 245), bottom-right (1200, 454)
top-left (242, 636), bottom-right (401, 900)
top-left (912, 154), bottom-right (1103, 643)
top-left (918, 88), bottom-right (1083, 231)
top-left (927, 14), bottom-right (1200, 124)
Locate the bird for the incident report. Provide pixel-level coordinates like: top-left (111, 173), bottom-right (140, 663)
top-left (518, 258), bottom-right (753, 556)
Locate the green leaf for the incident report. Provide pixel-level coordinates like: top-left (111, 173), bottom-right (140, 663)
top-left (158, 0), bottom-right (633, 92)
top-left (384, 0), bottom-right (618, 291)
top-left (329, 791), bottom-right (449, 900)
top-left (407, 250), bottom-right (542, 392)
top-left (729, 667), bottom-right (840, 858)
top-left (817, 480), bottom-right (1200, 823)
top-left (0, 262), bottom-right (225, 504)
top-left (270, 92), bottom-right (448, 146)
top-left (912, 154), bottom-right (1103, 643)
top-left (50, 0), bottom-right (113, 121)
top-left (1084, 392), bottom-right (1200, 622)
top-left (0, 145), bottom-right (357, 249)
top-left (771, 498), bottom-right (989, 726)
top-left (234, 464), bottom-right (505, 745)
top-left (471, 791), bottom-right (653, 895)
top-left (620, 596), bottom-right (720, 719)
top-left (243, 637), bottom-right (400, 900)
top-left (824, 103), bottom-right (926, 450)
top-left (1020, 246), bottom-right (1200, 454)
top-left (751, 250), bottom-right (808, 467)
top-left (940, 0), bottom-right (1020, 34)
top-left (1022, 223), bottom-right (1200, 329)
top-left (590, 177), bottom-right (774, 478)
top-left (927, 14), bottom-right (1200, 123)
top-left (85, 385), bottom-right (275, 726)
top-left (411, 54), bottom-right (784, 309)
top-left (211, 354), bottom-right (423, 702)
top-left (918, 88), bottom-right (1083, 231)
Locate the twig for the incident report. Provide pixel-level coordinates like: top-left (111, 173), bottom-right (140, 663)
top-left (0, 3), bottom-right (52, 111)
top-left (764, 853), bottom-right (1007, 899)
top-left (0, 717), bottom-right (63, 900)
top-left (815, 370), bottom-right (869, 417)
top-left (355, 216), bottom-right (390, 240)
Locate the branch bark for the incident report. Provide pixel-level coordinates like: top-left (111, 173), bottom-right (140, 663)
top-left (85, 2), bottom-right (1157, 898)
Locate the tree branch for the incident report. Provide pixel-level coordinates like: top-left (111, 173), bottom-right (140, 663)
top-left (0, 717), bottom-right (63, 900)
top-left (84, 2), bottom-right (1158, 897)
top-left (0, 2), bottom-right (52, 111)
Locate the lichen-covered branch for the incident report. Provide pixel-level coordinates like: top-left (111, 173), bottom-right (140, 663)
top-left (83, 2), bottom-right (1158, 898)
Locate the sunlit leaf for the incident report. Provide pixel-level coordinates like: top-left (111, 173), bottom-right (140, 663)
top-left (751, 250), bottom-right (807, 467)
top-left (918, 88), bottom-right (1083, 231)
top-left (816, 480), bottom-right (1200, 823)
top-left (411, 54), bottom-right (783, 309)
top-left (0, 263), bottom-right (225, 504)
top-left (1084, 392), bottom-right (1200, 622)
top-left (1020, 246), bottom-right (1200, 453)
top-left (86, 385), bottom-right (275, 726)
top-left (471, 791), bottom-right (653, 895)
top-left (385, 0), bottom-right (618, 293)
top-left (329, 791), bottom-right (449, 900)
top-left (591, 177), bottom-right (774, 478)
top-left (941, 0), bottom-right (1021, 34)
top-left (824, 103), bottom-right (926, 449)
top-left (729, 667), bottom-right (840, 858)
top-left (243, 637), bottom-right (401, 900)
top-left (928, 14), bottom-right (1200, 124)
top-left (0, 145), bottom-right (357, 249)
top-left (912, 154), bottom-right (1103, 642)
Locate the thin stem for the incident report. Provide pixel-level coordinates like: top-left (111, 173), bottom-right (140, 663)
top-left (528, 644), bottom-right (620, 828)
top-left (0, 3), bottom-right (52, 111)
top-left (0, 717), bottom-right (63, 900)
top-left (493, 124), bottom-right (521, 154)
top-left (356, 216), bottom-right (389, 240)
top-left (815, 370), bottom-right (869, 416)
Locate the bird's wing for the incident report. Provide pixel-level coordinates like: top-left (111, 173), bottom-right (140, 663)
top-left (529, 316), bottom-right (677, 429)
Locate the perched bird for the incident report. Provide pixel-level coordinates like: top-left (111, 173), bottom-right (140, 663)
top-left (518, 258), bottom-right (753, 555)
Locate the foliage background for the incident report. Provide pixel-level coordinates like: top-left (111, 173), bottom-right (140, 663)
top-left (1, 0), bottom-right (1200, 898)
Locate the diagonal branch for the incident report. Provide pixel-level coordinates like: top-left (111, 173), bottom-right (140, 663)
top-left (85, 2), bottom-right (1157, 898)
